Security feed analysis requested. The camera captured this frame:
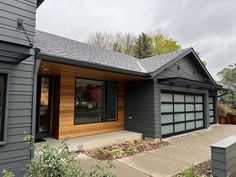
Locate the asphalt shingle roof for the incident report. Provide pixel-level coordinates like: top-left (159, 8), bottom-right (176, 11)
top-left (139, 48), bottom-right (191, 73)
top-left (35, 30), bottom-right (192, 75)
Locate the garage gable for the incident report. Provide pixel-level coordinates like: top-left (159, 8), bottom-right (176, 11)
top-left (156, 55), bottom-right (209, 83)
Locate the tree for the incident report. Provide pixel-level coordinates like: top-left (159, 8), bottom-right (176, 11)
top-left (152, 33), bottom-right (181, 55)
top-left (133, 32), bottom-right (153, 59)
top-left (217, 66), bottom-right (236, 106)
top-left (86, 29), bottom-right (181, 58)
top-left (86, 32), bottom-right (136, 55)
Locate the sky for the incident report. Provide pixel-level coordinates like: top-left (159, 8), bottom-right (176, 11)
top-left (36, 0), bottom-right (236, 80)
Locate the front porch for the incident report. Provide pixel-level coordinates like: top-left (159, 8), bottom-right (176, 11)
top-left (36, 60), bottom-right (146, 140)
top-left (35, 130), bottom-right (143, 151)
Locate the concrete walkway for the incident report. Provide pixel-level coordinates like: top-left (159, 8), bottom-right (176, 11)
top-left (79, 124), bottom-right (236, 177)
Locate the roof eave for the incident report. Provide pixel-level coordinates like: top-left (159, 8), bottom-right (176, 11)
top-left (37, 0), bottom-right (45, 8)
top-left (36, 52), bottom-right (151, 78)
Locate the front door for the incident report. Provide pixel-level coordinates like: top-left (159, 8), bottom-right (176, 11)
top-left (36, 77), bottom-right (51, 139)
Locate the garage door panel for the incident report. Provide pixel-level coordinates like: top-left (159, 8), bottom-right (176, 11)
top-left (174, 113), bottom-right (185, 122)
top-left (162, 125), bottom-right (173, 135)
top-left (161, 92), bottom-right (205, 137)
top-left (175, 123), bottom-right (185, 132)
top-left (161, 114), bottom-right (173, 124)
top-left (186, 121), bottom-right (195, 130)
top-left (209, 96), bottom-right (215, 124)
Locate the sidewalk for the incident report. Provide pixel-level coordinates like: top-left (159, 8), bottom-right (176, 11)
top-left (79, 124), bottom-right (236, 177)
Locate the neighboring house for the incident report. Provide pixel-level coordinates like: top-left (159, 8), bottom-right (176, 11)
top-left (0, 0), bottom-right (43, 176)
top-left (0, 0), bottom-right (222, 176)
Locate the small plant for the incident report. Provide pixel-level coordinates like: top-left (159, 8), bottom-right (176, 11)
top-left (111, 147), bottom-right (124, 159)
top-left (176, 167), bottom-right (205, 177)
top-left (2, 169), bottom-right (14, 177)
top-left (95, 148), bottom-right (106, 156)
top-left (127, 142), bottom-right (135, 154)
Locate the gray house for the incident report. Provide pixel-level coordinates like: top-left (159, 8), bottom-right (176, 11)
top-left (0, 0), bottom-right (222, 176)
top-left (0, 0), bottom-right (43, 176)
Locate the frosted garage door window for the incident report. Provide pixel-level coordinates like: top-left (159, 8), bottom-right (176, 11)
top-left (162, 125), bottom-right (173, 135)
top-left (161, 114), bottom-right (173, 124)
top-left (161, 104), bottom-right (173, 113)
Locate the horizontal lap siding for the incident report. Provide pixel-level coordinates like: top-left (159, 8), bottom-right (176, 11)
top-left (157, 57), bottom-right (205, 82)
top-left (0, 56), bottom-right (34, 176)
top-left (125, 80), bottom-right (155, 138)
top-left (0, 0), bottom-right (36, 46)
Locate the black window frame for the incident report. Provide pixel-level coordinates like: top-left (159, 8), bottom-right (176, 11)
top-left (0, 73), bottom-right (7, 143)
top-left (74, 77), bottom-right (118, 125)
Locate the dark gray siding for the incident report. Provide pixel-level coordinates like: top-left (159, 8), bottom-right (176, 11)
top-left (211, 136), bottom-right (236, 177)
top-left (0, 57), bottom-right (34, 176)
top-left (156, 57), bottom-right (206, 82)
top-left (124, 80), bottom-right (156, 138)
top-left (0, 0), bottom-right (36, 46)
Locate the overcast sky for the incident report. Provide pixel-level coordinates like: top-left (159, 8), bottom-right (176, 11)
top-left (36, 0), bottom-right (236, 80)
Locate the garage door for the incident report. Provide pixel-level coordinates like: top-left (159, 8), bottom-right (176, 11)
top-left (161, 92), bottom-right (204, 137)
top-left (209, 96), bottom-right (215, 124)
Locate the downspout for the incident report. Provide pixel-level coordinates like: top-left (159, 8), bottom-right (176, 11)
top-left (30, 49), bottom-right (41, 159)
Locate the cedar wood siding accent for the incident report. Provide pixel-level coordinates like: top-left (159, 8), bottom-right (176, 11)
top-left (58, 72), bottom-right (125, 139)
top-left (0, 0), bottom-right (36, 46)
top-left (0, 57), bottom-right (34, 177)
top-left (154, 56), bottom-right (213, 138)
top-left (125, 80), bottom-right (156, 138)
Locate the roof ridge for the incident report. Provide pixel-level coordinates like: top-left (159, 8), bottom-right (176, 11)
top-left (136, 60), bottom-right (147, 73)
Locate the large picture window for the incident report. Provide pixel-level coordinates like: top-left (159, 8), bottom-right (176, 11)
top-left (0, 74), bottom-right (7, 142)
top-left (74, 78), bottom-right (117, 125)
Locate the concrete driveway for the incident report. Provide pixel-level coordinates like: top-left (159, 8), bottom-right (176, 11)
top-left (79, 124), bottom-right (236, 177)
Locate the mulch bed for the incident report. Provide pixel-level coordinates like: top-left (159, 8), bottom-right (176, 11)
top-left (193, 160), bottom-right (211, 176)
top-left (78, 140), bottom-right (169, 160)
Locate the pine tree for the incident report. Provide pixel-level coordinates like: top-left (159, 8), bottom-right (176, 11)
top-left (134, 32), bottom-right (153, 59)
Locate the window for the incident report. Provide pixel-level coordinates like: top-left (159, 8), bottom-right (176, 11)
top-left (0, 74), bottom-right (7, 142)
top-left (74, 78), bottom-right (117, 124)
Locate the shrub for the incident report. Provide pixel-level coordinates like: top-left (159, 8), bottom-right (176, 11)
top-left (21, 133), bottom-right (116, 177)
top-left (219, 104), bottom-right (227, 117)
top-left (2, 169), bottom-right (14, 177)
top-left (111, 147), bottom-right (124, 159)
top-left (24, 140), bottom-right (85, 177)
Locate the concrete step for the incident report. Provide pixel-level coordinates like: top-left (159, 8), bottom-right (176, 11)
top-left (37, 131), bottom-right (143, 151)
top-left (69, 131), bottom-right (143, 151)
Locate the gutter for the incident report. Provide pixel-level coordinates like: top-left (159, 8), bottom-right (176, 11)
top-left (36, 52), bottom-right (151, 78)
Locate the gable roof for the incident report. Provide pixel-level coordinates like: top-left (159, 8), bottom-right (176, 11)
top-left (35, 30), bottom-right (216, 84)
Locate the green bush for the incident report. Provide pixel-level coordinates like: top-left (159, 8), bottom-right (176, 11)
top-left (24, 140), bottom-right (85, 177)
top-left (111, 147), bottom-right (124, 159)
top-left (1, 133), bottom-right (116, 177)
top-left (2, 169), bottom-right (14, 177)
